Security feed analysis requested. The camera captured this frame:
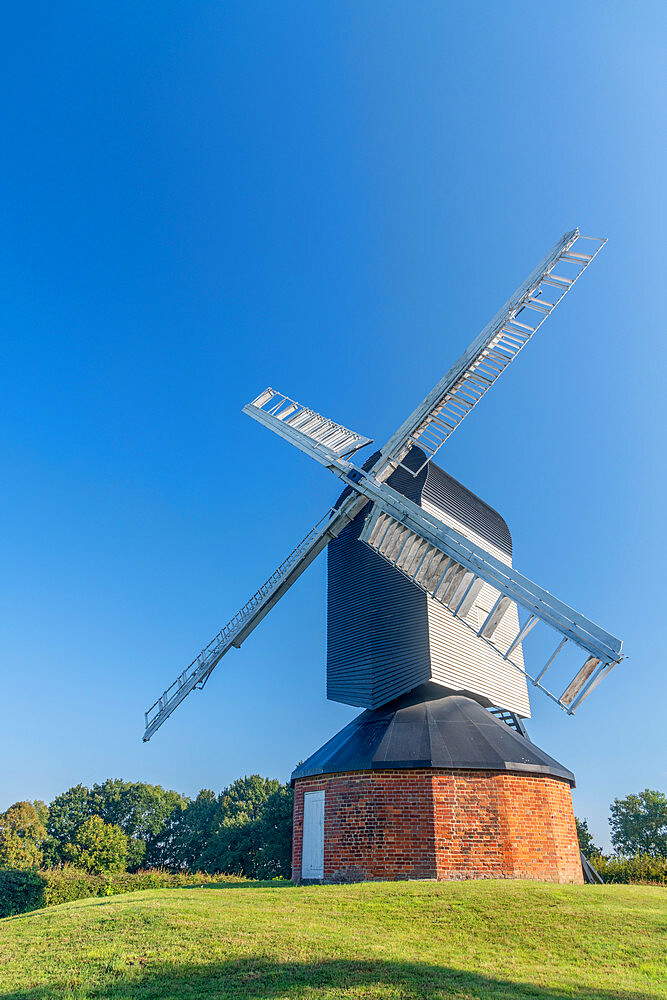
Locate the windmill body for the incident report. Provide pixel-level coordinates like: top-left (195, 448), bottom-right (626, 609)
top-left (143, 230), bottom-right (623, 884)
top-left (327, 447), bottom-right (530, 717)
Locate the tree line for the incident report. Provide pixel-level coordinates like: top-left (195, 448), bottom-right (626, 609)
top-left (575, 789), bottom-right (666, 860)
top-left (0, 780), bottom-right (664, 880)
top-left (0, 776), bottom-right (293, 878)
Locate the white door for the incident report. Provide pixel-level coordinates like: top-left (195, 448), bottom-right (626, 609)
top-left (302, 790), bottom-right (325, 879)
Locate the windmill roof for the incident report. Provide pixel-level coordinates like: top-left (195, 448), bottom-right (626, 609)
top-left (291, 682), bottom-right (574, 785)
top-left (422, 461), bottom-right (512, 556)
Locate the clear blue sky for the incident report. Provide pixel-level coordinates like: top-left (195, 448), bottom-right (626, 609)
top-left (1, 2), bottom-right (664, 851)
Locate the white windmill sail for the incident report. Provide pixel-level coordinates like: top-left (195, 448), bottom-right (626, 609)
top-left (144, 404), bottom-right (373, 741)
top-left (357, 498), bottom-right (622, 715)
top-left (371, 231), bottom-right (607, 479)
top-left (143, 494), bottom-right (368, 741)
top-left (241, 380), bottom-right (624, 715)
top-left (143, 229), bottom-right (622, 740)
top-left (243, 389), bottom-right (372, 464)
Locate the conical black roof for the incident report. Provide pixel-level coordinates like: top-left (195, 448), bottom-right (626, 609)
top-left (292, 683), bottom-right (574, 785)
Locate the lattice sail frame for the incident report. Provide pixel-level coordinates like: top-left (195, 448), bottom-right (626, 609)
top-left (143, 229), bottom-right (622, 741)
top-left (143, 494), bottom-right (368, 741)
top-left (243, 389), bottom-right (373, 462)
top-left (373, 232), bottom-right (607, 477)
top-left (358, 503), bottom-right (621, 716)
top-left (144, 509), bottom-right (340, 741)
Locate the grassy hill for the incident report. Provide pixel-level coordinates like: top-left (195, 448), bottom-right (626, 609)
top-left (0, 879), bottom-right (665, 1000)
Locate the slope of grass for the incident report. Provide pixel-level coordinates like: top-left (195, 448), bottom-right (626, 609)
top-left (0, 879), bottom-right (665, 1000)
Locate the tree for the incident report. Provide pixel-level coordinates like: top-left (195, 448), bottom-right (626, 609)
top-left (43, 780), bottom-right (187, 870)
top-left (199, 813), bottom-right (258, 876)
top-left (197, 777), bottom-right (291, 877)
top-left (63, 816), bottom-right (128, 874)
top-left (252, 784), bottom-right (293, 878)
top-left (44, 784), bottom-right (91, 865)
top-left (0, 802), bottom-right (47, 869)
top-left (32, 801), bottom-right (49, 829)
top-left (610, 789), bottom-right (667, 857)
top-left (146, 789), bottom-right (216, 870)
top-left (25, 773), bottom-right (291, 877)
top-left (89, 780), bottom-right (187, 870)
top-left (217, 775), bottom-right (283, 823)
top-left (575, 817), bottom-right (602, 860)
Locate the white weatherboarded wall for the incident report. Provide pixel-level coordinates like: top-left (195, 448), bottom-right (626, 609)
top-left (302, 790), bottom-right (325, 879)
top-left (422, 498), bottom-right (531, 718)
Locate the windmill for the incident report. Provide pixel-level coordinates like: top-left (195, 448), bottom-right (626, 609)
top-left (144, 229), bottom-right (623, 884)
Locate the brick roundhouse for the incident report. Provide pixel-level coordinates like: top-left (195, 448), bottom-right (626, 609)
top-left (291, 685), bottom-right (582, 884)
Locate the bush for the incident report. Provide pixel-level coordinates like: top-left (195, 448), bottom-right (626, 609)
top-left (591, 854), bottom-right (667, 885)
top-left (0, 866), bottom-right (258, 915)
top-left (42, 865), bottom-right (106, 906)
top-left (96, 869), bottom-right (249, 894)
top-left (0, 869), bottom-right (46, 917)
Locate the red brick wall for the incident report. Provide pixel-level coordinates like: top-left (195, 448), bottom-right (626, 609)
top-left (292, 769), bottom-right (582, 885)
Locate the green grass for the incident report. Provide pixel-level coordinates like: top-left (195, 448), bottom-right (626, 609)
top-left (0, 880), bottom-right (665, 999)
